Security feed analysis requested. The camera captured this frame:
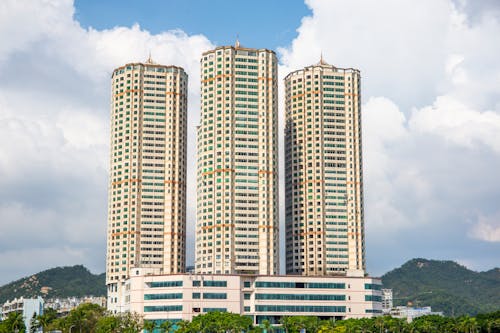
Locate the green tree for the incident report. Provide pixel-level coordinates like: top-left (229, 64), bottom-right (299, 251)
top-left (304, 316), bottom-right (322, 333)
top-left (357, 318), bottom-right (374, 333)
top-left (318, 318), bottom-right (336, 333)
top-left (374, 316), bottom-right (385, 333)
top-left (57, 303), bottom-right (105, 333)
top-left (29, 313), bottom-right (38, 333)
top-left (459, 316), bottom-right (473, 333)
top-left (120, 312), bottom-right (143, 333)
top-left (96, 315), bottom-right (121, 333)
top-left (160, 320), bottom-right (175, 333)
top-left (468, 317), bottom-right (478, 333)
top-left (174, 320), bottom-right (191, 333)
top-left (262, 319), bottom-right (273, 333)
top-left (280, 316), bottom-right (296, 333)
top-left (187, 318), bottom-right (202, 333)
top-left (189, 311), bottom-right (252, 333)
top-left (3, 312), bottom-right (26, 333)
top-left (33, 308), bottom-right (58, 333)
top-left (143, 320), bottom-right (157, 333)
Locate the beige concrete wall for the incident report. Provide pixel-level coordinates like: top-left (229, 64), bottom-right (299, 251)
top-left (196, 45), bottom-right (279, 276)
top-left (124, 270), bottom-right (382, 323)
top-left (107, 62), bottom-right (188, 313)
top-left (284, 62), bottom-right (365, 276)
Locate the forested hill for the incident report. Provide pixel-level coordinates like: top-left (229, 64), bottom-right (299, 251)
top-left (0, 265), bottom-right (105, 303)
top-left (1, 259), bottom-right (499, 317)
top-left (381, 258), bottom-right (500, 316)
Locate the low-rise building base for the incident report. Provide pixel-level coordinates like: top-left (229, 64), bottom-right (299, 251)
top-left (119, 268), bottom-right (382, 324)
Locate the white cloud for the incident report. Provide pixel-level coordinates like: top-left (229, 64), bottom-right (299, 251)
top-left (445, 54), bottom-right (467, 85)
top-left (410, 95), bottom-right (500, 152)
top-left (55, 110), bottom-right (108, 149)
top-left (469, 213), bottom-right (500, 243)
top-left (0, 0), bottom-right (213, 284)
top-left (1, 0), bottom-right (499, 284)
top-left (280, 0), bottom-right (500, 275)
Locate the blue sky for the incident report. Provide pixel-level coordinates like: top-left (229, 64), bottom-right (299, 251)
top-left (74, 0), bottom-right (309, 50)
top-left (0, 0), bottom-right (499, 285)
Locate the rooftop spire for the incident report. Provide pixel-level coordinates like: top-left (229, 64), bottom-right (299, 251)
top-left (235, 34), bottom-right (240, 48)
top-left (318, 50), bottom-right (329, 66)
top-left (146, 51), bottom-right (154, 64)
top-left (319, 51), bottom-right (328, 65)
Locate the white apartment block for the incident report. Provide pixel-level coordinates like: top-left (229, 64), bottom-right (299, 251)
top-left (381, 288), bottom-right (393, 314)
top-left (1, 297), bottom-right (44, 332)
top-left (284, 59), bottom-right (365, 276)
top-left (390, 306), bottom-right (443, 322)
top-left (124, 268), bottom-right (382, 325)
top-left (44, 296), bottom-right (107, 315)
top-left (196, 43), bottom-right (279, 275)
top-left (106, 59), bottom-right (188, 312)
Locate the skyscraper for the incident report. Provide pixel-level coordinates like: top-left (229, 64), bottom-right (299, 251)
top-left (106, 59), bottom-right (188, 311)
top-left (284, 59), bottom-right (365, 276)
top-left (196, 43), bottom-right (279, 275)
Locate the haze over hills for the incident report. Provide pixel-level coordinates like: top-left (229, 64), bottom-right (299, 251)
top-left (381, 258), bottom-right (500, 316)
top-left (0, 265), bottom-right (105, 304)
top-left (0, 259), bottom-right (499, 317)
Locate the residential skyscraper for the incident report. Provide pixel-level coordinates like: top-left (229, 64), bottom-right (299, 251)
top-left (196, 43), bottom-right (279, 275)
top-left (284, 59), bottom-right (365, 276)
top-left (106, 59), bottom-right (188, 312)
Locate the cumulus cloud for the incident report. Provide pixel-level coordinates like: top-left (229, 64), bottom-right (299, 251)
top-left (0, 0), bottom-right (213, 284)
top-left (280, 0), bottom-right (500, 274)
top-left (1, 0), bottom-right (499, 284)
top-left (410, 95), bottom-right (500, 152)
top-left (469, 213), bottom-right (500, 243)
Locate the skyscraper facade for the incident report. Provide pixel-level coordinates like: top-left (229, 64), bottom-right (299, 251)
top-left (196, 44), bottom-right (279, 275)
top-left (106, 59), bottom-right (188, 311)
top-left (284, 59), bottom-right (365, 276)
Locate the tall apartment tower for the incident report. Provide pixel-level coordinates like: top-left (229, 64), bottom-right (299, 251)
top-left (196, 43), bottom-right (279, 275)
top-left (284, 59), bottom-right (365, 276)
top-left (106, 59), bottom-right (188, 312)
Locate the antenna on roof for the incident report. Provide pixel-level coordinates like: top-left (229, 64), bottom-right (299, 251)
top-left (235, 34), bottom-right (241, 48)
top-left (318, 51), bottom-right (329, 66)
top-left (146, 50), bottom-right (154, 64)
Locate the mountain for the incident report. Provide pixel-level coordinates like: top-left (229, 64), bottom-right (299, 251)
top-left (1, 259), bottom-right (499, 317)
top-left (0, 265), bottom-right (105, 303)
top-left (381, 258), bottom-right (500, 316)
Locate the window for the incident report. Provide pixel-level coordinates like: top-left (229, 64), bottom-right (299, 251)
top-left (255, 294), bottom-right (345, 301)
top-left (203, 308), bottom-right (227, 313)
top-left (255, 305), bottom-right (345, 313)
top-left (192, 293), bottom-right (201, 299)
top-left (365, 295), bottom-right (382, 302)
top-left (144, 293), bottom-right (182, 300)
top-left (149, 281), bottom-right (183, 288)
top-left (144, 305), bottom-right (182, 312)
top-left (255, 281), bottom-right (345, 289)
top-left (203, 293), bottom-right (227, 299)
top-left (203, 280), bottom-right (227, 287)
top-left (364, 283), bottom-right (381, 290)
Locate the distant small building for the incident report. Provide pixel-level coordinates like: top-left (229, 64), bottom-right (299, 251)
top-left (40, 286), bottom-right (52, 295)
top-left (390, 306), bottom-right (443, 322)
top-left (1, 297), bottom-right (44, 331)
top-left (44, 296), bottom-right (106, 315)
top-left (381, 289), bottom-right (393, 314)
